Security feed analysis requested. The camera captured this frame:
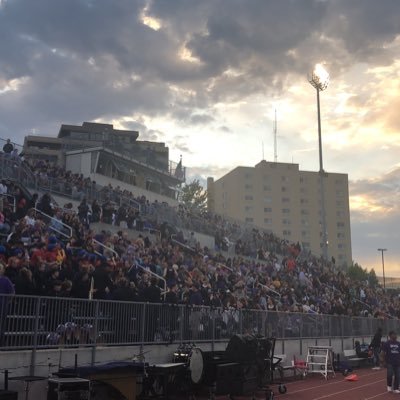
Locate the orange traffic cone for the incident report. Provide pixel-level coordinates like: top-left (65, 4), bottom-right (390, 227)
top-left (345, 374), bottom-right (359, 382)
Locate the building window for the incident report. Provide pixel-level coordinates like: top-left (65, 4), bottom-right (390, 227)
top-left (263, 175), bottom-right (271, 181)
top-left (335, 179), bottom-right (343, 185)
top-left (301, 230), bottom-right (309, 237)
top-left (282, 219), bottom-right (291, 225)
top-left (245, 206), bottom-right (253, 212)
top-left (281, 176), bottom-right (288, 182)
top-left (338, 243), bottom-right (346, 249)
top-left (245, 195), bottom-right (253, 201)
top-left (336, 190), bottom-right (344, 197)
top-left (337, 232), bottom-right (345, 239)
top-left (301, 219), bottom-right (309, 226)
top-left (301, 209), bottom-right (309, 216)
top-left (282, 208), bottom-right (290, 214)
top-left (337, 222), bottom-right (345, 228)
top-left (336, 210), bottom-right (345, 218)
top-left (264, 218), bottom-right (272, 224)
top-left (281, 186), bottom-right (287, 192)
top-left (245, 217), bottom-right (254, 223)
top-left (244, 173), bottom-right (251, 179)
top-left (283, 230), bottom-right (291, 236)
top-left (300, 198), bottom-right (308, 205)
top-left (264, 207), bottom-right (272, 212)
top-left (336, 200), bottom-right (344, 207)
top-left (264, 197), bottom-right (272, 204)
top-left (302, 241), bottom-right (310, 248)
top-left (263, 185), bottom-right (271, 191)
top-left (282, 197), bottom-right (290, 203)
top-left (245, 184), bottom-right (253, 190)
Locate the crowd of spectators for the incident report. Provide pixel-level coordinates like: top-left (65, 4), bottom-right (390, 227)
top-left (0, 152), bottom-right (398, 323)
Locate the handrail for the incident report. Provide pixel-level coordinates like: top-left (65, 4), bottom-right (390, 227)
top-left (322, 283), bottom-right (393, 318)
top-left (0, 194), bottom-right (16, 212)
top-left (32, 207), bottom-right (73, 239)
top-left (134, 262), bottom-right (167, 301)
top-left (217, 262), bottom-right (233, 272)
top-left (24, 161), bottom-right (142, 211)
top-left (143, 227), bottom-right (161, 239)
top-left (257, 282), bottom-right (281, 298)
top-left (92, 238), bottom-right (119, 259)
top-left (170, 234), bottom-right (195, 251)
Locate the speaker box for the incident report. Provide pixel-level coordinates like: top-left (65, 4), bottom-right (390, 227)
top-left (233, 377), bottom-right (259, 395)
top-left (225, 334), bottom-right (259, 364)
top-left (47, 378), bottom-right (90, 400)
top-left (0, 391), bottom-right (18, 400)
top-left (214, 363), bottom-right (241, 395)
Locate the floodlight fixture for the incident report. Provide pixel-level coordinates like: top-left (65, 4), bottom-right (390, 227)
top-left (308, 63), bottom-right (330, 261)
top-left (309, 63), bottom-right (330, 91)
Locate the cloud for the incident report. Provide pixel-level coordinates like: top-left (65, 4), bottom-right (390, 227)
top-left (349, 167), bottom-right (400, 274)
top-left (1, 0), bottom-right (399, 144)
top-left (1, 0), bottom-right (400, 272)
top-left (118, 118), bottom-right (164, 142)
top-left (189, 113), bottom-right (215, 125)
top-left (171, 135), bottom-right (193, 155)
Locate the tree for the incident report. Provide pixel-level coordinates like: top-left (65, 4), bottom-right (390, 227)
top-left (181, 179), bottom-right (207, 213)
top-left (347, 262), bottom-right (380, 287)
top-left (347, 262), bottom-right (368, 282)
top-left (368, 268), bottom-right (379, 287)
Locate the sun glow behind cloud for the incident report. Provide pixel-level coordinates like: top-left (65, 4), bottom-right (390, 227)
top-left (0, 77), bottom-right (29, 94)
top-left (140, 5), bottom-right (162, 31)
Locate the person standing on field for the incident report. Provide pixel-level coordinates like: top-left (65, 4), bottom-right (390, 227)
top-left (370, 327), bottom-right (383, 370)
top-left (384, 331), bottom-right (400, 393)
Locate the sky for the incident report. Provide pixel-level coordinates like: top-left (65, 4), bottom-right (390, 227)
top-left (0, 0), bottom-right (399, 275)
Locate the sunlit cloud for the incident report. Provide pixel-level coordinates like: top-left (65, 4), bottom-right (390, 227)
top-left (0, 77), bottom-right (29, 94)
top-left (140, 5), bottom-right (162, 31)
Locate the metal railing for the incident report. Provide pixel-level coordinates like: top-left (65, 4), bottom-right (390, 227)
top-left (0, 156), bottom-right (142, 212)
top-left (32, 207), bottom-right (73, 240)
top-left (1, 294), bottom-right (399, 351)
top-left (91, 238), bottom-right (119, 259)
top-left (134, 263), bottom-right (167, 301)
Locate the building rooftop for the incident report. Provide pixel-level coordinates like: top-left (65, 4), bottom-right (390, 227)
top-left (58, 122), bottom-right (139, 140)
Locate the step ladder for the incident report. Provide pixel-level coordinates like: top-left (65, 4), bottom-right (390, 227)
top-left (306, 345), bottom-right (335, 379)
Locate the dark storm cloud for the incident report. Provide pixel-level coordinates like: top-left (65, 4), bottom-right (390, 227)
top-left (0, 0), bottom-right (399, 141)
top-left (120, 119), bottom-right (164, 142)
top-left (189, 113), bottom-right (215, 125)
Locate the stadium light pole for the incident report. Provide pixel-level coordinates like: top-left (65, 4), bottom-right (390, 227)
top-left (309, 64), bottom-right (330, 261)
top-left (377, 248), bottom-right (387, 289)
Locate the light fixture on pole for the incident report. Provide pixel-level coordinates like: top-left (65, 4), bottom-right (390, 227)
top-left (377, 248), bottom-right (387, 289)
top-left (309, 63), bottom-right (329, 260)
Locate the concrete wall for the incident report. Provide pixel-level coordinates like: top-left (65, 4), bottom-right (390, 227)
top-left (90, 173), bottom-right (179, 206)
top-left (65, 152), bottom-right (92, 176)
top-left (0, 336), bottom-right (371, 398)
top-left (181, 228), bottom-right (215, 250)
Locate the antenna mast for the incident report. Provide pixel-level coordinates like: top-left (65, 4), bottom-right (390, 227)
top-left (273, 109), bottom-right (278, 162)
top-left (262, 141), bottom-right (265, 160)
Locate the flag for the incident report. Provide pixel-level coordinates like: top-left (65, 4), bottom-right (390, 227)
top-left (174, 158), bottom-right (184, 180)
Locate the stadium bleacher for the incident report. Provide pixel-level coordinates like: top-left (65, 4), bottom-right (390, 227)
top-left (0, 150), bottom-right (397, 323)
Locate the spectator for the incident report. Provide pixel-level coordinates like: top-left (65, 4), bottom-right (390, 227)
top-left (143, 277), bottom-right (161, 303)
top-left (0, 262), bottom-right (15, 346)
top-left (0, 180), bottom-right (7, 195)
top-left (383, 331), bottom-right (400, 393)
top-left (370, 327), bottom-right (383, 370)
top-left (2, 139), bottom-right (13, 155)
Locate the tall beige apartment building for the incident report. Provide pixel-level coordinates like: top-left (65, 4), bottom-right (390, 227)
top-left (207, 160), bottom-right (352, 267)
